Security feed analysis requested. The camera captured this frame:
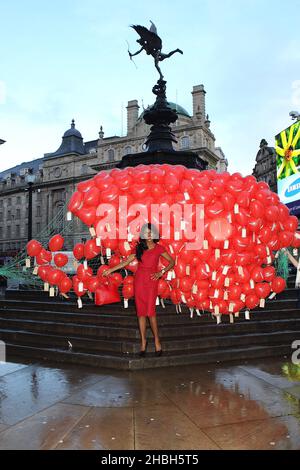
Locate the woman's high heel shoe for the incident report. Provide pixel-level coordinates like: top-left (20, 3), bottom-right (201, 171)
top-left (155, 348), bottom-right (163, 357)
top-left (139, 341), bottom-right (148, 357)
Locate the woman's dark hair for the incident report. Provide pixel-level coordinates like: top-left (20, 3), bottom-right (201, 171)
top-left (136, 223), bottom-right (160, 261)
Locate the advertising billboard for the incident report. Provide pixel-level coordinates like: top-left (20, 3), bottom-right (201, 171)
top-left (276, 120), bottom-right (300, 215)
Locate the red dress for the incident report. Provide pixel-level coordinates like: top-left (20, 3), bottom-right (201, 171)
top-left (134, 243), bottom-right (166, 317)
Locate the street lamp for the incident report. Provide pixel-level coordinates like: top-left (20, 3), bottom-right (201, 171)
top-left (25, 170), bottom-right (36, 241)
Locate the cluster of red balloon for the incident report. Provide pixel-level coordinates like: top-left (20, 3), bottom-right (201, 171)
top-left (27, 235), bottom-right (73, 294)
top-left (28, 164), bottom-right (299, 319)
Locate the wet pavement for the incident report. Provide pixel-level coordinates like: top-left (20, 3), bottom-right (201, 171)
top-left (0, 356), bottom-right (300, 449)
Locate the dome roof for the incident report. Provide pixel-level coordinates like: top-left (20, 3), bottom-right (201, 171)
top-left (63, 119), bottom-right (82, 138)
top-left (139, 101), bottom-right (191, 120)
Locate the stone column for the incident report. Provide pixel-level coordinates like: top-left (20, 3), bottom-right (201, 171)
top-left (126, 100), bottom-right (139, 135)
top-left (192, 85), bottom-right (206, 123)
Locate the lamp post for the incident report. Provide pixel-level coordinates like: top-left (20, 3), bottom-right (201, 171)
top-left (25, 171), bottom-right (36, 241)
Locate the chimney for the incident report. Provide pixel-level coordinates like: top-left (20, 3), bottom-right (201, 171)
top-left (126, 100), bottom-right (139, 135)
top-left (191, 85), bottom-right (206, 122)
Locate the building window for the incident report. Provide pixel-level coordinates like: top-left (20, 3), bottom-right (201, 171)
top-left (17, 196), bottom-right (21, 204)
top-left (7, 210), bottom-right (11, 221)
top-left (7, 198), bottom-right (11, 206)
top-left (7, 226), bottom-right (11, 238)
top-left (0, 213), bottom-right (2, 222)
top-left (36, 206), bottom-right (41, 217)
top-left (16, 208), bottom-right (21, 219)
top-left (36, 222), bottom-right (41, 233)
top-left (124, 146), bottom-right (132, 155)
top-left (181, 136), bottom-right (190, 149)
top-left (0, 200), bottom-right (3, 208)
top-left (15, 225), bottom-right (20, 237)
top-left (81, 164), bottom-right (88, 175)
top-left (0, 227), bottom-right (2, 238)
top-left (108, 149), bottom-right (115, 162)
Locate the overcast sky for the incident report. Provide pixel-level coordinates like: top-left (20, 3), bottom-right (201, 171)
top-left (0, 0), bottom-right (299, 174)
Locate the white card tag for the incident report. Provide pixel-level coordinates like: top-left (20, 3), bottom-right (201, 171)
top-left (241, 228), bottom-right (247, 238)
top-left (49, 287), bottom-right (55, 297)
top-left (33, 266), bottom-right (38, 275)
top-left (186, 265), bottom-right (190, 275)
top-left (106, 248), bottom-right (111, 258)
top-left (96, 237), bottom-right (101, 246)
top-left (184, 191), bottom-right (190, 201)
top-left (245, 310), bottom-right (250, 320)
top-left (77, 297), bottom-right (83, 309)
top-left (25, 258), bottom-right (31, 268)
top-left (78, 282), bottom-right (84, 292)
top-left (224, 240), bottom-right (229, 249)
top-left (124, 298), bottom-right (128, 308)
top-left (222, 265), bottom-right (229, 275)
top-left (229, 314), bottom-right (234, 323)
top-left (44, 282), bottom-right (49, 292)
top-left (259, 298), bottom-right (265, 308)
top-left (89, 226), bottom-right (96, 237)
top-left (234, 203), bottom-right (239, 214)
top-left (203, 239), bottom-right (208, 249)
top-left (67, 211), bottom-right (72, 221)
top-left (192, 284), bottom-right (198, 294)
top-left (156, 296), bottom-right (160, 305)
top-left (160, 298), bottom-right (165, 308)
top-left (83, 260), bottom-right (88, 270)
top-left (124, 241), bottom-right (130, 251)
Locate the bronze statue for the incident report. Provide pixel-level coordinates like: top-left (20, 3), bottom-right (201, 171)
top-left (128, 21), bottom-right (183, 80)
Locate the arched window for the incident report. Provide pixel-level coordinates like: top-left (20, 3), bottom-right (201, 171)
top-left (108, 149), bottom-right (115, 162)
top-left (81, 164), bottom-right (88, 175)
top-left (181, 136), bottom-right (189, 149)
top-left (124, 146), bottom-right (132, 155)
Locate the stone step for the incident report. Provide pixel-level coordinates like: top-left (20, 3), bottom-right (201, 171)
top-left (0, 328), bottom-right (298, 356)
top-left (0, 306), bottom-right (299, 328)
top-left (5, 342), bottom-right (292, 370)
top-left (0, 315), bottom-right (300, 341)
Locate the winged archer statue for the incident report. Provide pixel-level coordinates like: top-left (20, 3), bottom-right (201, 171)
top-left (128, 21), bottom-right (183, 80)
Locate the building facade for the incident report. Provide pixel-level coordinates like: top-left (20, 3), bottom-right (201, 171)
top-left (252, 139), bottom-right (277, 192)
top-left (0, 84), bottom-right (227, 257)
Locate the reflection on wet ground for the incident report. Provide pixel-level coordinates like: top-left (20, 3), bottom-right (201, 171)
top-left (0, 356), bottom-right (299, 449)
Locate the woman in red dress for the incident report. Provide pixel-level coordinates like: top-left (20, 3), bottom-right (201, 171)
top-left (103, 223), bottom-right (175, 357)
